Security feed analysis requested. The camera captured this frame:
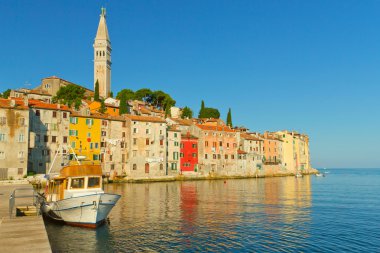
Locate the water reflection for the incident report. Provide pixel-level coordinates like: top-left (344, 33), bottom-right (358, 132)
top-left (46, 176), bottom-right (313, 252)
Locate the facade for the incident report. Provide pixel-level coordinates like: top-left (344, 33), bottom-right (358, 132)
top-left (167, 126), bottom-right (181, 175)
top-left (239, 133), bottom-right (264, 174)
top-left (28, 101), bottom-right (70, 174)
top-left (69, 114), bottom-right (101, 165)
top-left (180, 133), bottom-right (198, 173)
top-left (100, 116), bottom-right (129, 179)
top-left (94, 8), bottom-right (111, 98)
top-left (125, 115), bottom-right (167, 178)
top-left (189, 124), bottom-right (239, 176)
top-left (0, 99), bottom-right (29, 179)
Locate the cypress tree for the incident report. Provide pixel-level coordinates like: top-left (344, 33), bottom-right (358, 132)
top-left (94, 80), bottom-right (100, 101)
top-left (99, 99), bottom-right (107, 114)
top-left (227, 108), bottom-right (232, 127)
top-left (198, 100), bottom-right (205, 118)
top-left (119, 93), bottom-right (128, 115)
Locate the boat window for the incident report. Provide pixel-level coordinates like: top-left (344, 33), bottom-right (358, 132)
top-left (88, 177), bottom-right (100, 188)
top-left (71, 178), bottom-right (85, 189)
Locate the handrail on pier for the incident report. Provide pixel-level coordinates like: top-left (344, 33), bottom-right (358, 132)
top-left (9, 188), bottom-right (40, 218)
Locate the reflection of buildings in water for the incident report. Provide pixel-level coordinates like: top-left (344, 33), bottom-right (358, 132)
top-left (180, 182), bottom-right (198, 242)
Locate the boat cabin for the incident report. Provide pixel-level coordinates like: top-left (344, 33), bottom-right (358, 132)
top-left (46, 165), bottom-right (104, 201)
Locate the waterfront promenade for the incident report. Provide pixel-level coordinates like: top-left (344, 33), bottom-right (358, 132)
top-left (0, 183), bottom-right (51, 253)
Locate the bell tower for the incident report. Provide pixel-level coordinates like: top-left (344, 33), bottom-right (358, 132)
top-left (94, 7), bottom-right (111, 98)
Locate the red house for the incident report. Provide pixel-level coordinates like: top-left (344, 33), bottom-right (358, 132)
top-left (180, 134), bottom-right (198, 172)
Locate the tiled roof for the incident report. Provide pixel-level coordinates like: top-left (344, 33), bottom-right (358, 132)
top-left (168, 125), bottom-right (181, 132)
top-left (240, 133), bottom-right (263, 141)
top-left (237, 149), bottom-right (248, 154)
top-left (28, 100), bottom-right (70, 111)
top-left (125, 114), bottom-right (166, 123)
top-left (0, 98), bottom-right (28, 110)
top-left (196, 124), bottom-right (235, 132)
top-left (172, 118), bottom-right (193, 126)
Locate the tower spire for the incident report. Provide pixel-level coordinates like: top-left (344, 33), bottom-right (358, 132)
top-left (93, 7), bottom-right (112, 98)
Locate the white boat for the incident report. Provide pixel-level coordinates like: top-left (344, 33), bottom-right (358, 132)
top-left (40, 164), bottom-right (121, 228)
top-left (295, 172), bottom-right (303, 178)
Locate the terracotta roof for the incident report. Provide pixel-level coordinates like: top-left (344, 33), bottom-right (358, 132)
top-left (125, 114), bottom-right (166, 123)
top-left (237, 149), bottom-right (247, 154)
top-left (28, 100), bottom-right (70, 111)
top-left (140, 107), bottom-right (151, 114)
top-left (196, 124), bottom-right (235, 132)
top-left (70, 112), bottom-right (125, 121)
top-left (172, 118), bottom-right (193, 126)
top-left (240, 133), bottom-right (263, 141)
top-left (0, 98), bottom-right (28, 110)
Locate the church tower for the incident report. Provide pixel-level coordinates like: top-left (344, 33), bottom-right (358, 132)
top-left (94, 7), bottom-right (111, 98)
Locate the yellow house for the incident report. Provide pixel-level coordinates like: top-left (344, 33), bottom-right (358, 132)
top-left (69, 114), bottom-right (101, 164)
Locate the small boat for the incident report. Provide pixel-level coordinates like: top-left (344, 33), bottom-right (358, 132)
top-left (316, 173), bottom-right (325, 177)
top-left (295, 172), bottom-right (303, 178)
top-left (39, 164), bottom-right (121, 228)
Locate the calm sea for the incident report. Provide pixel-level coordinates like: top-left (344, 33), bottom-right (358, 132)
top-left (45, 169), bottom-right (380, 252)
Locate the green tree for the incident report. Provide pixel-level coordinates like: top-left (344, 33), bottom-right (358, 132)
top-left (226, 108), bottom-right (232, 127)
top-left (94, 80), bottom-right (100, 101)
top-left (0, 89), bottom-right (11, 99)
top-left (198, 100), bottom-right (205, 118)
top-left (202, 108), bottom-right (220, 119)
top-left (181, 106), bottom-right (193, 119)
top-left (119, 92), bottom-right (128, 115)
top-left (52, 84), bottom-right (85, 110)
top-left (116, 89), bottom-right (135, 101)
top-left (134, 88), bottom-right (153, 102)
top-left (99, 99), bottom-right (107, 113)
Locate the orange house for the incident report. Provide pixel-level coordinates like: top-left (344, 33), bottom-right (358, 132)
top-left (262, 132), bottom-right (281, 164)
top-left (89, 101), bottom-right (119, 116)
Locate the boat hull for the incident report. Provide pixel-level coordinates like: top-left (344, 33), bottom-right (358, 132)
top-left (41, 193), bottom-right (121, 228)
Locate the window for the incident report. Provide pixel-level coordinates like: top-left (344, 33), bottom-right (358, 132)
top-left (146, 138), bottom-right (149, 145)
top-left (180, 143), bottom-right (184, 148)
top-left (45, 123), bottom-right (49, 130)
top-left (160, 164), bottom-right (164, 170)
top-left (88, 177), bottom-right (100, 188)
top-left (52, 136), bottom-right (57, 143)
top-left (160, 139), bottom-right (164, 146)
top-left (180, 153), bottom-right (184, 158)
top-left (18, 118), bottom-right (25, 126)
top-left (225, 154), bottom-right (228, 159)
top-left (192, 153), bottom-right (197, 158)
top-left (69, 130), bottom-right (78, 136)
top-left (101, 131), bottom-right (106, 137)
top-left (18, 133), bottom-right (25, 142)
top-left (0, 151), bottom-right (4, 159)
top-left (35, 110), bottom-right (40, 117)
top-left (205, 141), bottom-right (208, 147)
top-left (133, 138), bottom-right (137, 145)
top-left (146, 129), bottom-right (150, 134)
top-left (133, 128), bottom-right (138, 134)
top-left (0, 117), bottom-right (6, 125)
top-left (70, 117), bottom-right (78, 124)
top-left (174, 133), bottom-right (177, 138)
top-left (44, 135), bottom-right (48, 142)
top-left (71, 178), bottom-right (85, 189)
top-left (63, 112), bottom-right (67, 118)
top-left (174, 141), bottom-right (179, 147)
top-left (95, 143), bottom-right (99, 149)
top-left (109, 155), bottom-right (112, 161)
top-left (145, 163), bottom-right (149, 173)
top-left (87, 132), bottom-right (91, 138)
top-left (122, 132), bottom-right (126, 138)
top-left (71, 142), bottom-right (76, 148)
top-left (0, 133), bottom-right (5, 142)
top-left (133, 164), bottom-right (137, 170)
top-left (86, 118), bottom-right (94, 126)
top-left (231, 155), bottom-right (235, 159)
top-left (53, 111), bottom-right (57, 118)
top-left (192, 144), bottom-right (197, 148)
top-left (102, 120), bottom-right (108, 126)
top-left (219, 141), bottom-right (222, 147)
top-left (227, 143), bottom-right (230, 148)
top-left (205, 154), bottom-right (208, 159)
top-left (173, 152), bottom-right (179, 160)
top-left (93, 154), bottom-right (99, 160)
top-left (213, 154), bottom-right (216, 159)
top-left (122, 121), bottom-right (126, 127)
top-left (90, 143), bottom-right (93, 149)
top-left (171, 163), bottom-right (177, 170)
top-left (17, 151), bottom-right (24, 159)
top-left (213, 142), bottom-right (217, 147)
top-left (63, 136), bottom-right (68, 143)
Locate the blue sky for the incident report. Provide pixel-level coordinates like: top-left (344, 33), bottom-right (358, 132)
top-left (2, 0), bottom-right (380, 168)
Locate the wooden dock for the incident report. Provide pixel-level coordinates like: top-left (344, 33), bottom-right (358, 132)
top-left (0, 184), bottom-right (51, 253)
